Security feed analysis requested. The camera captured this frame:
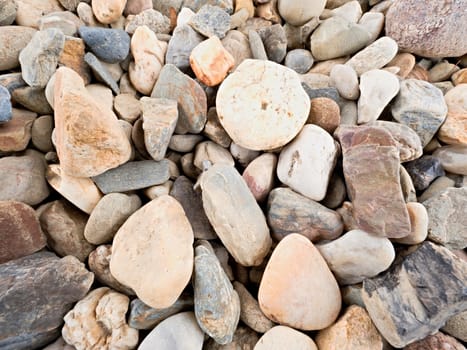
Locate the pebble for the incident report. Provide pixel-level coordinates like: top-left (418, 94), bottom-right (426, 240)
top-left (317, 229), bottom-right (395, 285)
top-left (125, 9), bottom-right (171, 34)
top-left (78, 26), bottom-right (129, 63)
top-left (385, 0), bottom-right (467, 57)
top-left (242, 153), bottom-right (277, 202)
top-left (166, 24), bottom-right (204, 72)
top-left (84, 193), bottom-right (141, 245)
top-left (123, 0), bottom-right (152, 15)
top-left (386, 52), bottom-right (416, 78)
top-left (428, 60), bottom-right (459, 83)
top-left (399, 165), bottom-right (417, 202)
top-left (114, 93), bottom-right (141, 123)
top-left (169, 134), bottom-right (203, 152)
top-left (329, 64), bottom-right (359, 100)
top-left (92, 0), bottom-right (126, 24)
top-left (0, 108), bottom-right (35, 152)
top-left (258, 24), bottom-right (287, 63)
top-left (0, 201), bottom-right (46, 264)
top-left (0, 0), bottom-right (17, 25)
top-left (404, 155), bottom-right (445, 191)
top-left (183, 0), bottom-right (233, 14)
top-left (38, 11), bottom-right (84, 36)
top-left (419, 176), bottom-right (455, 203)
top-left (406, 63), bottom-right (430, 81)
top-left (15, 0), bottom-right (63, 28)
top-left (310, 16), bottom-right (371, 61)
top-left (433, 145), bottom-right (467, 175)
top-left (229, 143), bottom-right (260, 167)
top-left (340, 100), bottom-right (358, 125)
top-left (0, 252), bottom-right (93, 350)
top-left (284, 49), bottom-right (314, 74)
top-left (222, 30), bottom-right (252, 69)
top-left (438, 84), bottom-right (467, 146)
top-left (405, 331), bottom-right (466, 350)
top-left (277, 124), bottom-right (338, 201)
top-left (255, 326), bottom-right (318, 350)
top-left (11, 86), bottom-right (53, 115)
top-left (258, 234), bottom-right (341, 330)
top-left (62, 287), bottom-right (138, 350)
top-left (53, 67), bottom-right (131, 177)
top-left (357, 69), bottom-right (399, 124)
top-left (203, 107), bottom-right (232, 147)
top-left (46, 164), bottom-right (102, 214)
top-left (86, 83), bottom-right (114, 110)
top-left (442, 311), bottom-right (467, 343)
top-left (200, 164), bottom-right (272, 266)
top-left (248, 30), bottom-right (268, 60)
top-left (194, 241), bottom-right (240, 344)
top-left (190, 36), bottom-right (235, 87)
top-left (138, 312), bottom-right (204, 350)
top-left (307, 97), bottom-right (341, 133)
top-left (216, 59), bottom-right (310, 151)
top-left (59, 36), bottom-right (92, 85)
top-left (283, 18), bottom-right (319, 50)
top-left (194, 140), bottom-right (235, 169)
top-left (278, 0), bottom-right (326, 26)
top-left (19, 28), bottom-right (65, 88)
top-left (315, 305), bottom-right (383, 350)
top-left (392, 202), bottom-right (428, 245)
top-left (77, 2), bottom-right (103, 27)
top-left (58, 0), bottom-right (80, 11)
top-left (189, 5), bottom-right (231, 39)
top-left (110, 196), bottom-right (194, 309)
top-left (321, 172), bottom-right (347, 209)
top-left (256, 0), bottom-right (281, 23)
top-left (362, 242), bottom-right (467, 348)
top-left (452, 68), bottom-right (467, 85)
top-left (84, 52), bottom-right (120, 94)
top-left (151, 64), bottom-right (207, 134)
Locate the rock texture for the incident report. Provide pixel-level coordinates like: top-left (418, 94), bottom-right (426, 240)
top-left (255, 326), bottom-right (318, 350)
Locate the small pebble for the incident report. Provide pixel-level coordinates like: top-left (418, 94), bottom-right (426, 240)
top-left (92, 0), bottom-right (126, 24)
top-left (78, 26), bottom-right (130, 63)
top-left (189, 5), bottom-right (231, 39)
top-left (284, 49), bottom-right (314, 74)
top-left (329, 64), bottom-right (359, 100)
top-left (0, 86), bottom-right (13, 123)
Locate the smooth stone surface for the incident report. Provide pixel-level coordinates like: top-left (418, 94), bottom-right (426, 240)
top-left (391, 79), bottom-right (447, 147)
top-left (166, 24), bottom-right (204, 72)
top-left (259, 234), bottom-right (341, 330)
top-left (400, 165), bottom-right (417, 202)
top-left (216, 59), bottom-right (310, 151)
top-left (284, 49), bottom-right (314, 74)
top-left (0, 86), bottom-right (13, 123)
top-left (222, 30), bottom-right (252, 69)
top-left (358, 11), bottom-right (384, 42)
top-left (362, 242), bottom-right (467, 348)
top-left (200, 164), bottom-right (272, 266)
top-left (189, 5), bottom-right (231, 39)
top-left (404, 155), bottom-right (445, 191)
top-left (151, 64), bottom-right (207, 134)
top-left (423, 187), bottom-right (467, 250)
top-left (62, 287), bottom-right (138, 350)
top-left (278, 0), bottom-right (326, 26)
top-left (307, 97), bottom-right (341, 133)
top-left (0, 108), bottom-right (35, 152)
top-left (110, 196), bottom-right (194, 309)
top-left (168, 134), bottom-right (203, 152)
top-left (357, 69), bottom-right (399, 124)
top-left (433, 145), bottom-right (467, 175)
top-left (0, 201), bottom-right (46, 264)
top-left (317, 229), bottom-right (395, 285)
top-left (242, 153), bottom-right (277, 203)
top-left (0, 0), bottom-right (17, 25)
top-left (387, 53), bottom-right (416, 79)
top-left (438, 84), bottom-right (467, 146)
top-left (0, 252), bottom-right (93, 350)
top-left (329, 64), bottom-right (359, 100)
top-left (258, 24), bottom-right (287, 63)
top-left (125, 9), bottom-right (171, 34)
top-left (11, 86), bottom-right (53, 115)
top-left (194, 140), bottom-right (234, 169)
top-left (37, 11), bottom-right (84, 37)
top-left (92, 160), bottom-right (170, 194)
top-left (84, 52), bottom-right (120, 94)
top-left (255, 326), bottom-right (318, 350)
top-left (84, 193), bottom-right (141, 245)
top-left (138, 312), bottom-right (204, 350)
top-left (392, 202), bottom-right (429, 245)
top-left (248, 29), bottom-right (268, 60)
top-left (442, 311), bottom-right (467, 343)
top-left (114, 93), bottom-right (141, 123)
top-left (229, 143), bottom-right (260, 167)
top-left (0, 26), bottom-right (37, 71)
top-left (78, 26), bottom-right (130, 63)
top-left (277, 124), bottom-right (337, 201)
top-left (92, 0), bottom-right (126, 24)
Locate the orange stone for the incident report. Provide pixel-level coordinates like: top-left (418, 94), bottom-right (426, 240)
top-left (59, 36), bottom-right (92, 85)
top-left (386, 53), bottom-right (416, 79)
top-left (307, 97), bottom-right (341, 133)
top-left (0, 108), bottom-right (36, 152)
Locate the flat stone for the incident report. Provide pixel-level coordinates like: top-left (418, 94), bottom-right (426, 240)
top-left (404, 156), bottom-right (445, 191)
top-left (0, 252), bottom-right (93, 350)
top-left (54, 67), bottom-right (130, 177)
top-left (189, 5), bottom-right (231, 39)
top-left (84, 52), bottom-right (120, 94)
top-left (0, 0), bottom-right (17, 25)
top-left (277, 124), bottom-right (337, 201)
top-left (391, 79), bottom-right (448, 147)
top-left (37, 11), bottom-right (83, 36)
top-left (255, 326), bottom-right (318, 350)
top-left (0, 108), bottom-right (35, 152)
top-left (125, 9), bottom-right (171, 34)
top-left (242, 153), bottom-right (277, 203)
top-left (166, 24), bottom-right (204, 72)
top-left (138, 312), bottom-right (204, 350)
top-left (357, 69), bottom-right (399, 124)
top-left (62, 287), bottom-right (138, 350)
top-left (0, 201), bottom-right (46, 264)
top-left (278, 0), bottom-right (325, 26)
top-left (392, 202), bottom-right (429, 245)
top-left (438, 84), bottom-right (467, 146)
top-left (301, 84), bottom-right (341, 105)
top-left (362, 241), bottom-right (467, 348)
top-left (92, 0), bottom-right (126, 24)
top-left (258, 24), bottom-right (287, 63)
top-left (78, 26), bottom-right (129, 63)
top-left (205, 326), bottom-right (259, 350)
top-left (315, 305), bottom-right (383, 350)
top-left (200, 164), bottom-right (272, 266)
top-left (0, 86), bottom-right (12, 123)
top-left (329, 64), bottom-right (359, 100)
top-left (317, 229), bottom-right (395, 285)
top-left (284, 49), bottom-right (314, 74)
top-left (168, 134), bottom-right (203, 152)
top-left (58, 36), bottom-right (92, 85)
top-left (0, 153), bottom-right (49, 206)
top-left (433, 145), bottom-right (467, 175)
top-left (110, 195), bottom-right (194, 309)
top-left (428, 60), bottom-right (459, 83)
top-left (194, 241), bottom-right (240, 344)
top-left (11, 86), bottom-right (52, 115)
top-left (259, 234), bottom-right (341, 330)
top-left (151, 64), bottom-right (207, 134)
top-left (307, 97), bottom-right (341, 133)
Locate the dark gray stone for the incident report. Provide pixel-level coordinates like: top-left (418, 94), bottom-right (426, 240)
top-left (0, 251), bottom-right (94, 350)
top-left (189, 5), bottom-right (231, 39)
top-left (92, 159), bottom-right (170, 194)
top-left (0, 86), bottom-right (12, 123)
top-left (362, 242), bottom-right (467, 348)
top-left (258, 24), bottom-right (287, 63)
top-left (301, 84), bottom-right (343, 106)
top-left (404, 155), bottom-right (445, 191)
top-left (183, 0), bottom-right (233, 14)
top-left (204, 326), bottom-right (259, 350)
top-left (11, 86), bottom-right (53, 115)
top-left (165, 24), bottom-right (204, 72)
top-left (129, 294), bottom-right (194, 330)
top-left (79, 26), bottom-right (130, 63)
top-left (284, 48), bottom-right (314, 74)
top-left (84, 52), bottom-right (120, 94)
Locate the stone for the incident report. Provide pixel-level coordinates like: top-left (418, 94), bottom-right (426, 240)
top-left (62, 287), bottom-right (139, 350)
top-left (78, 26), bottom-right (129, 64)
top-left (0, 252), bottom-right (93, 350)
top-left (391, 79), bottom-right (448, 147)
top-left (386, 53), bottom-right (416, 79)
top-left (59, 36), bottom-right (92, 85)
top-left (385, 0), bottom-right (467, 58)
top-left (189, 5), bottom-right (231, 39)
top-left (129, 25), bottom-right (167, 95)
top-left (307, 97), bottom-right (341, 133)
top-left (110, 195), bottom-right (194, 309)
top-left (46, 164), bottom-right (102, 214)
top-left (230, 143), bottom-right (260, 168)
top-left (255, 326), bottom-right (317, 350)
top-left (284, 49), bottom-right (314, 74)
top-left (193, 141), bottom-right (234, 169)
top-left (357, 69), bottom-right (399, 124)
top-left (362, 241), bottom-right (467, 348)
top-left (392, 202), bottom-right (429, 245)
top-left (278, 0), bottom-right (325, 26)
top-left (203, 107), bottom-right (231, 147)
top-left (310, 16), bottom-right (371, 61)
top-left (200, 164), bottom-right (272, 266)
top-left (19, 29), bottom-right (64, 89)
top-left (221, 30), bottom-right (252, 70)
top-left (123, 0), bottom-right (152, 15)
top-left (0, 108), bottom-right (35, 152)
top-left (317, 229), bottom-right (395, 285)
top-left (256, 0), bottom-right (280, 23)
top-left (86, 84), bottom-right (113, 110)
top-left (53, 67), bottom-right (131, 177)
top-left (277, 124), bottom-right (337, 201)
top-left (301, 84), bottom-right (342, 105)
top-left (345, 37), bottom-right (398, 76)
top-left (404, 155), bottom-right (445, 191)
top-left (242, 153), bottom-right (277, 203)
top-left (217, 59), bottom-right (309, 150)
top-left (194, 241), bottom-right (240, 344)
top-left (11, 86), bottom-right (53, 115)
top-left (258, 24), bottom-right (287, 63)
top-left (407, 63), bottom-right (430, 81)
top-left (0, 86), bottom-right (12, 123)
top-left (0, 201), bottom-right (46, 264)
top-left (37, 11), bottom-right (84, 37)
top-left (114, 93), bottom-right (141, 123)
top-left (84, 52), bottom-right (120, 94)
top-left (419, 176), bottom-right (456, 203)
top-left (141, 97), bottom-right (178, 161)
top-left (0, 0), bottom-right (17, 25)
top-left (400, 165), bottom-right (417, 202)
top-left (190, 36), bottom-right (235, 87)
top-left (168, 134), bottom-right (203, 152)
top-left (452, 68), bottom-right (467, 85)
top-left (404, 331), bottom-right (465, 350)
top-left (433, 145), bottom-right (467, 175)
top-left (442, 311), bottom-right (467, 343)
top-left (259, 234), bottom-right (341, 330)
top-left (125, 9), bottom-right (171, 34)
top-left (77, 2), bottom-right (103, 27)
top-left (58, 0), bottom-right (80, 11)
top-left (315, 305), bottom-right (383, 350)
top-left (151, 64), bottom-right (207, 134)
top-left (340, 100), bottom-right (358, 125)
top-left (42, 336), bottom-right (75, 350)
top-left (182, 0), bottom-right (233, 14)
top-left (15, 0), bottom-right (62, 28)
top-left (329, 64), bottom-right (359, 100)
top-left (0, 26), bottom-right (37, 71)
top-left (92, 0), bottom-right (126, 24)
top-left (205, 326), bottom-right (259, 350)
top-left (428, 60), bottom-right (460, 83)
top-left (357, 11), bottom-right (383, 41)
top-left (438, 84), bottom-right (467, 146)
top-left (248, 30), bottom-right (268, 60)
top-left (166, 24), bottom-right (204, 72)
top-left (138, 312), bottom-right (204, 350)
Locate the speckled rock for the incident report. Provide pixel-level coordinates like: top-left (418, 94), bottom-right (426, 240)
top-left (189, 5), bottom-right (231, 39)
top-left (255, 326), bottom-right (318, 350)
top-left (404, 331), bottom-right (465, 350)
top-left (125, 9), bottom-right (171, 34)
top-left (0, 86), bottom-right (12, 123)
top-left (442, 310), bottom-right (467, 343)
top-left (166, 24), bottom-right (204, 72)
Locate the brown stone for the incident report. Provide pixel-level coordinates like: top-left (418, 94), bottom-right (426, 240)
top-left (0, 26), bottom-right (37, 71)
top-left (0, 108), bottom-right (35, 152)
top-left (452, 68), bottom-right (467, 85)
top-left (406, 64), bottom-right (429, 81)
top-left (203, 107), bottom-right (232, 148)
top-left (58, 36), bottom-right (92, 85)
top-left (438, 84), bottom-right (467, 146)
top-left (242, 152), bottom-right (277, 203)
top-left (386, 53), bottom-right (416, 79)
top-left (404, 331), bottom-right (465, 350)
top-left (307, 97), bottom-right (340, 133)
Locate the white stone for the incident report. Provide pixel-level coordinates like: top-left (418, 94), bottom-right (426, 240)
top-left (255, 326), bottom-right (318, 350)
top-left (278, 0), bottom-right (326, 26)
top-left (330, 1), bottom-right (362, 23)
top-left (358, 12), bottom-right (384, 43)
top-left (329, 64), bottom-right (359, 100)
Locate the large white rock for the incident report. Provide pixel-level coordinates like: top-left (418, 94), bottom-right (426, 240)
top-left (278, 0), bottom-right (326, 26)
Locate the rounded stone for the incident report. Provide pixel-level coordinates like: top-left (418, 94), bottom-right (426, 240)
top-left (392, 202), bottom-right (428, 245)
top-left (329, 64), bottom-right (359, 100)
top-left (216, 59), bottom-right (310, 151)
top-left (78, 26), bottom-right (130, 63)
top-left (284, 49), bottom-right (314, 74)
top-left (278, 0), bottom-right (326, 26)
top-left (92, 0), bottom-right (126, 24)
top-left (433, 145), bottom-right (467, 176)
top-left (0, 26), bottom-right (37, 71)
top-left (31, 115), bottom-right (54, 153)
top-left (255, 326), bottom-right (318, 350)
top-left (307, 97), bottom-right (341, 133)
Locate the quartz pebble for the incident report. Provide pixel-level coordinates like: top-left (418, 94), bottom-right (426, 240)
top-left (278, 0), bottom-right (326, 26)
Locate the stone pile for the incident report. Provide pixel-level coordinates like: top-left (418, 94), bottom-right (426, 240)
top-left (0, 0), bottom-right (466, 349)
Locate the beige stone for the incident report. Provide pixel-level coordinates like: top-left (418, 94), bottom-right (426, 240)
top-left (15, 0), bottom-right (62, 28)
top-left (193, 140), bottom-right (235, 170)
top-left (452, 68), bottom-right (467, 86)
top-left (0, 26), bottom-right (37, 71)
top-left (92, 0), bottom-right (126, 24)
top-left (0, 108), bottom-right (36, 152)
top-left (114, 93), bottom-right (141, 123)
top-left (242, 153), bottom-right (277, 202)
top-left (255, 326), bottom-right (318, 350)
top-left (278, 0), bottom-right (326, 26)
top-left (392, 202), bottom-right (428, 245)
top-left (438, 84), bottom-right (467, 146)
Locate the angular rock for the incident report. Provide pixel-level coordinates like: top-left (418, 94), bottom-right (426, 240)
top-left (329, 64), bottom-right (359, 100)
top-left (242, 153), bottom-right (277, 203)
top-left (278, 0), bottom-right (325, 26)
top-left (258, 24), bottom-right (287, 63)
top-left (78, 26), bottom-right (130, 63)
top-left (255, 326), bottom-right (318, 350)
top-left (189, 5), bottom-right (231, 39)
top-left (404, 331), bottom-right (466, 350)
top-left (0, 108), bottom-right (35, 152)
top-left (259, 234), bottom-right (341, 330)
top-left (15, 0), bottom-right (63, 28)
top-left (125, 9), bottom-right (171, 34)
top-left (438, 84), bottom-right (467, 146)
top-left (166, 24), bottom-right (204, 72)
top-left (362, 241), bottom-right (467, 348)
top-left (58, 36), bottom-right (92, 85)
top-left (0, 26), bottom-right (37, 71)
top-left (84, 52), bottom-right (120, 94)
top-left (419, 176), bottom-right (455, 203)
top-left (0, 86), bottom-right (12, 123)
top-left (404, 156), bottom-right (445, 191)
top-left (110, 195), bottom-right (194, 309)
top-left (433, 145), bottom-right (467, 175)
top-left (92, 0), bottom-right (126, 24)
top-left (0, 252), bottom-right (93, 350)
top-left (284, 49), bottom-right (314, 74)
top-left (203, 107), bottom-right (231, 147)
top-left (200, 164), bottom-right (272, 266)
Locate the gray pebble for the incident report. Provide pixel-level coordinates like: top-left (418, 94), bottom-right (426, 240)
top-left (166, 24), bottom-right (204, 72)
top-left (0, 86), bottom-right (12, 123)
top-left (84, 52), bottom-right (120, 94)
top-left (183, 0), bottom-right (233, 14)
top-left (248, 30), bottom-right (268, 60)
top-left (284, 49), bottom-right (314, 74)
top-left (79, 26), bottom-right (130, 63)
top-left (0, 0), bottom-right (17, 25)
top-left (258, 24), bottom-right (287, 63)
top-left (189, 5), bottom-right (231, 39)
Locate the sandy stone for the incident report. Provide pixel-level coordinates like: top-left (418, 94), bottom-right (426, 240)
top-left (278, 0), bottom-right (326, 26)
top-left (442, 311), bottom-right (467, 343)
top-left (438, 84), bottom-right (467, 146)
top-left (92, 0), bottom-right (126, 24)
top-left (0, 0), bottom-right (17, 25)
top-left (255, 326), bottom-right (318, 350)
top-left (428, 60), bottom-right (459, 83)
top-left (307, 97), bottom-right (341, 133)
top-left (0, 108), bottom-right (36, 152)
top-left (125, 9), bottom-right (171, 34)
top-left (205, 326), bottom-right (259, 350)
top-left (452, 69), bottom-right (467, 86)
top-left (242, 153), bottom-right (277, 202)
top-left (110, 196), bottom-right (194, 309)
top-left (15, 0), bottom-right (62, 28)
top-left (188, 4), bottom-right (231, 39)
